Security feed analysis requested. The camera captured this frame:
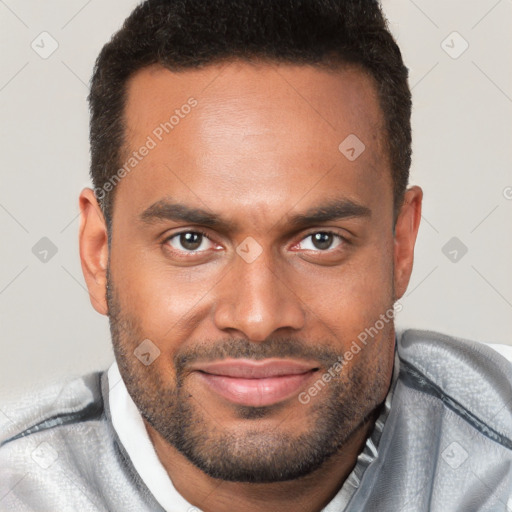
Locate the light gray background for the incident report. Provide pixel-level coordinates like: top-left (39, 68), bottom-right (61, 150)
top-left (1, 0), bottom-right (511, 397)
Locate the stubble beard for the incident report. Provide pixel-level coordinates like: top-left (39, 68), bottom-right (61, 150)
top-left (106, 269), bottom-right (395, 483)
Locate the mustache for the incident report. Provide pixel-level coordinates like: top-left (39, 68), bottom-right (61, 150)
top-left (174, 336), bottom-right (342, 372)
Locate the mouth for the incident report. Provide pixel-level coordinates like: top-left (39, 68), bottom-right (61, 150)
top-left (192, 359), bottom-right (319, 407)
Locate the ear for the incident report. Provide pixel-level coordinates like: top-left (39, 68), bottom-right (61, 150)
top-left (78, 188), bottom-right (109, 315)
top-left (393, 186), bottom-right (423, 300)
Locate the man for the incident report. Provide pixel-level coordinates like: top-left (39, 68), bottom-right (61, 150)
top-left (1, 0), bottom-right (511, 510)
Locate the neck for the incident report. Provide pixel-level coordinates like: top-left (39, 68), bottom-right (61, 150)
top-left (144, 406), bottom-right (381, 512)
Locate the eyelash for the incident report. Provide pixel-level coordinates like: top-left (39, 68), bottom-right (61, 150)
top-left (162, 230), bottom-right (348, 256)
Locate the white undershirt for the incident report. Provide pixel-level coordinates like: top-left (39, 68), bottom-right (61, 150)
top-left (108, 344), bottom-right (512, 512)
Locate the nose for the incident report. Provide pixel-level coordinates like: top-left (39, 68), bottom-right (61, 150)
top-left (213, 248), bottom-right (306, 341)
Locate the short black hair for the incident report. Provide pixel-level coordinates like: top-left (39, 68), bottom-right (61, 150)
top-left (88, 0), bottom-right (411, 229)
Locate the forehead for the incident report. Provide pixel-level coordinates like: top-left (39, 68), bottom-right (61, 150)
top-left (115, 61), bottom-right (391, 227)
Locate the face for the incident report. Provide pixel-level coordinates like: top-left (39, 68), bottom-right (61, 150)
top-left (81, 60), bottom-right (421, 483)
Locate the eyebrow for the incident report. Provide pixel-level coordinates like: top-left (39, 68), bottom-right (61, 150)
top-left (287, 199), bottom-right (371, 228)
top-left (140, 200), bottom-right (236, 231)
top-left (139, 197), bottom-right (371, 231)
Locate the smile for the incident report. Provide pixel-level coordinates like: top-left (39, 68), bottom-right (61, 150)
top-left (192, 359), bottom-right (319, 407)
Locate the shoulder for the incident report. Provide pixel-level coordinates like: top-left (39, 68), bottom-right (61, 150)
top-left (0, 372), bottom-right (104, 448)
top-left (0, 372), bottom-right (109, 511)
top-left (396, 329), bottom-right (512, 444)
top-left (349, 330), bottom-right (512, 509)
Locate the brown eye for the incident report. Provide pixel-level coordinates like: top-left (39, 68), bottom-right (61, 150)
top-left (180, 232), bottom-right (203, 251)
top-left (166, 231), bottom-right (213, 252)
top-left (311, 232), bottom-right (334, 250)
top-left (297, 232), bottom-right (344, 252)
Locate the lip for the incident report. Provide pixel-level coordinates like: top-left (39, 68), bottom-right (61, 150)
top-left (192, 359), bottom-right (319, 407)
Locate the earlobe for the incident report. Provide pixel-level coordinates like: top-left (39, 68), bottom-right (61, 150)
top-left (393, 186), bottom-right (423, 300)
top-left (78, 188), bottom-right (110, 316)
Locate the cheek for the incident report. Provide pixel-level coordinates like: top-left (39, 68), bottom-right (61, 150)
top-left (299, 238), bottom-right (394, 336)
top-left (111, 242), bottom-right (221, 343)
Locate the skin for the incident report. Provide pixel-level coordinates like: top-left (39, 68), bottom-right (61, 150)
top-left (79, 60), bottom-right (422, 512)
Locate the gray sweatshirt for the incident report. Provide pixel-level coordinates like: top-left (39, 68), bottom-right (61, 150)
top-left (1, 329), bottom-right (511, 511)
